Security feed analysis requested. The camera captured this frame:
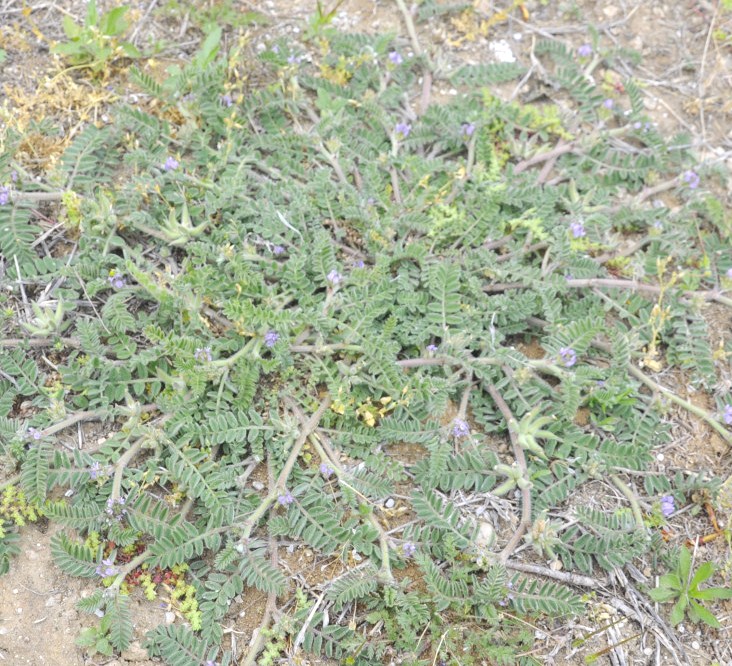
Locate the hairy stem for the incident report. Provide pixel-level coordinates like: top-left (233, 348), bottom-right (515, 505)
top-left (484, 383), bottom-right (532, 563)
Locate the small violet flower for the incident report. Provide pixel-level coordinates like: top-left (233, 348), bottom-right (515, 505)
top-left (402, 542), bottom-right (416, 557)
top-left (107, 272), bottom-right (126, 289)
top-left (327, 269), bottom-right (343, 286)
top-left (395, 122), bottom-right (412, 138)
top-left (461, 122), bottom-right (476, 139)
top-left (278, 490), bottom-right (294, 506)
top-left (163, 156), bottom-right (179, 172)
top-left (723, 404), bottom-right (732, 426)
top-left (27, 427), bottom-right (42, 441)
top-left (194, 346), bottom-right (213, 362)
top-left (682, 170), bottom-right (700, 189)
top-left (319, 462), bottom-right (334, 478)
top-left (660, 495), bottom-right (675, 518)
top-left (388, 51), bottom-right (403, 65)
top-left (88, 461), bottom-right (102, 480)
top-left (559, 347), bottom-right (577, 368)
top-left (451, 418), bottom-right (470, 439)
top-left (569, 221), bottom-right (586, 238)
top-left (221, 93), bottom-right (233, 107)
top-left (273, 245), bottom-right (285, 255)
top-left (426, 344), bottom-right (438, 353)
top-left (577, 43), bottom-right (593, 58)
top-left (287, 54), bottom-right (301, 65)
top-left (105, 496), bottom-right (128, 521)
top-left (352, 259), bottom-right (365, 269)
top-left (96, 557), bottom-right (119, 578)
top-left (0, 185), bottom-right (10, 205)
top-left (602, 98), bottom-right (614, 110)
top-left (264, 330), bottom-right (279, 348)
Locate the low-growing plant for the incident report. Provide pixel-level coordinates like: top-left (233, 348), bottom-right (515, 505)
top-left (648, 546), bottom-right (732, 628)
top-left (1, 11), bottom-right (731, 666)
top-left (52, 0), bottom-right (141, 76)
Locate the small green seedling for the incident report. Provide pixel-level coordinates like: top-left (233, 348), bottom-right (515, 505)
top-left (75, 614), bottom-right (114, 657)
top-left (648, 546), bottom-right (732, 628)
top-left (52, 0), bottom-right (141, 75)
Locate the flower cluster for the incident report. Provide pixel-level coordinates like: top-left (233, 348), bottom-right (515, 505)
top-left (264, 330), bottom-right (279, 348)
top-left (559, 347), bottom-right (577, 367)
top-left (26, 427), bottom-right (43, 441)
top-left (327, 269), bottom-right (343, 286)
top-left (0, 185), bottom-right (10, 205)
top-left (577, 44), bottom-right (593, 58)
top-left (451, 419), bottom-right (470, 438)
top-left (388, 51), bottom-right (403, 65)
top-left (402, 542), bottom-right (416, 557)
top-left (569, 221), bottom-right (585, 238)
top-left (277, 490), bottom-right (294, 506)
top-left (194, 346), bottom-right (213, 362)
top-left (682, 170), bottom-right (700, 189)
top-left (723, 404), bottom-right (732, 426)
top-left (105, 496), bottom-right (127, 522)
top-left (163, 156), bottom-right (179, 172)
top-left (461, 122), bottom-right (476, 139)
top-left (319, 462), bottom-right (334, 478)
top-left (88, 461), bottom-right (110, 480)
top-left (96, 557), bottom-right (119, 578)
top-left (107, 272), bottom-right (127, 289)
top-left (221, 93), bottom-right (233, 107)
top-left (395, 122), bottom-right (411, 138)
top-left (660, 495), bottom-right (675, 518)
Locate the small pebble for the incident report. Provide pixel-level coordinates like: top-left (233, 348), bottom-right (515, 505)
top-left (165, 611), bottom-right (176, 625)
top-left (691, 640), bottom-right (700, 650)
top-left (252, 481), bottom-right (264, 491)
top-left (384, 498), bottom-right (395, 509)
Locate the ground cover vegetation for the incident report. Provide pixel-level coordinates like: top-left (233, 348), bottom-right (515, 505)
top-left (1, 2), bottom-right (732, 664)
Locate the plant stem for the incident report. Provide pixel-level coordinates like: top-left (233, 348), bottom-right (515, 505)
top-left (238, 395), bottom-right (332, 541)
top-left (609, 474), bottom-right (645, 530)
top-left (484, 383), bottom-right (532, 563)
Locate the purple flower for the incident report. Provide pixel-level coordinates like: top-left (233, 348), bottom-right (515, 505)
top-left (105, 496), bottom-right (128, 521)
top-left (0, 186), bottom-right (10, 205)
top-left (723, 404), bottom-right (732, 426)
top-left (221, 94), bottom-right (233, 107)
top-left (559, 347), bottom-right (577, 367)
top-left (327, 269), bottom-right (343, 286)
top-left (194, 346), bottom-right (213, 362)
top-left (10, 171), bottom-right (17, 183)
top-left (27, 427), bottom-right (43, 441)
top-left (319, 462), bottom-right (334, 478)
top-left (602, 98), bottom-right (614, 110)
top-left (352, 259), bottom-right (365, 268)
top-left (461, 122), bottom-right (476, 139)
top-left (660, 495), bottom-right (675, 518)
top-left (388, 51), bottom-right (403, 65)
top-left (89, 461), bottom-right (102, 480)
top-left (287, 54), bottom-right (301, 65)
top-left (107, 272), bottom-right (126, 289)
top-left (577, 44), bottom-right (593, 58)
top-left (273, 245), bottom-right (285, 255)
top-left (633, 121), bottom-right (642, 130)
top-left (426, 344), bottom-right (438, 353)
top-left (569, 221), bottom-right (586, 238)
top-left (395, 122), bottom-right (411, 138)
top-left (451, 419), bottom-right (470, 438)
top-left (163, 156), bottom-right (179, 172)
top-left (271, 45), bottom-right (280, 54)
top-left (205, 661), bottom-right (217, 666)
top-left (96, 557), bottom-right (119, 578)
top-left (278, 490), bottom-right (294, 506)
top-left (264, 330), bottom-right (279, 348)
top-left (402, 542), bottom-right (416, 557)
top-left (682, 170), bottom-right (700, 189)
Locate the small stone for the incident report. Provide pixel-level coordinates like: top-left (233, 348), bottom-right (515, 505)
top-left (475, 521), bottom-right (495, 549)
top-left (12, 588), bottom-right (18, 594)
top-left (643, 647), bottom-right (653, 656)
top-left (252, 481), bottom-right (265, 491)
top-left (602, 5), bottom-right (619, 18)
top-left (165, 611), bottom-right (176, 625)
top-left (384, 498), bottom-right (395, 509)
